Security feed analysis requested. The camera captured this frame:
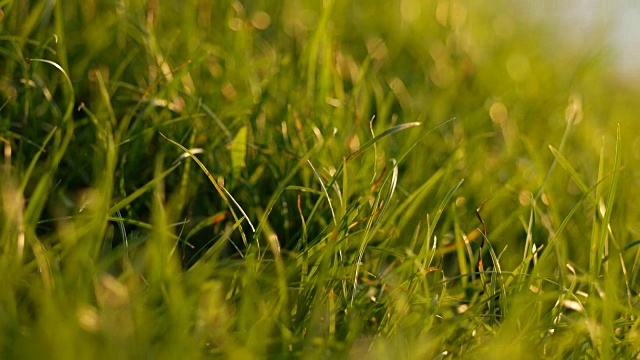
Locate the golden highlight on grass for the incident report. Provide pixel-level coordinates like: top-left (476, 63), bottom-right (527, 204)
top-left (1, 1), bottom-right (639, 359)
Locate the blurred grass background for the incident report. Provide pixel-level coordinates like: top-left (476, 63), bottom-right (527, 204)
top-left (1, 0), bottom-right (640, 358)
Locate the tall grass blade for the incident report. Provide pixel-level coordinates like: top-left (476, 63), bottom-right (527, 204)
top-left (595, 125), bottom-right (622, 275)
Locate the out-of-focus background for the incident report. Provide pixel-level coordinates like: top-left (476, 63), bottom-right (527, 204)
top-left (531, 0), bottom-right (640, 77)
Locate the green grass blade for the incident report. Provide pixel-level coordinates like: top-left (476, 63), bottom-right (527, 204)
top-left (346, 122), bottom-right (422, 162)
top-left (28, 58), bottom-right (74, 122)
top-left (419, 179), bottom-right (464, 266)
top-left (231, 126), bottom-right (247, 177)
top-left (108, 164), bottom-right (180, 214)
top-left (19, 125), bottom-right (56, 193)
top-left (307, 159), bottom-right (337, 226)
top-left (160, 133), bottom-right (253, 244)
top-left (352, 159), bottom-right (399, 303)
top-left (549, 145), bottom-right (595, 205)
top-left (595, 125), bottom-right (622, 273)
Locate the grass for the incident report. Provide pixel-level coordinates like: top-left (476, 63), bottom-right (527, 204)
top-left (1, 1), bottom-right (640, 358)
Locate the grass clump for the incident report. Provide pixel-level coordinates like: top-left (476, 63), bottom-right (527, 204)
top-left (1, 1), bottom-right (640, 358)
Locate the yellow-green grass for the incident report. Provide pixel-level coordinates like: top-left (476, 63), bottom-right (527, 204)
top-left (1, 1), bottom-right (639, 358)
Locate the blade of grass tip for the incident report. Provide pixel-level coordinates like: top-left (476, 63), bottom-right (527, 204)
top-left (307, 160), bottom-right (337, 226)
top-left (531, 174), bottom-right (611, 284)
top-left (352, 159), bottom-right (399, 304)
top-left (298, 194), bottom-right (309, 287)
top-left (546, 143), bottom-right (600, 281)
top-left (113, 60), bottom-right (192, 142)
top-left (409, 221), bottom-right (422, 254)
top-left (253, 148), bottom-right (316, 244)
top-left (330, 172), bottom-right (343, 212)
top-left (596, 125), bottom-right (621, 274)
top-left (419, 179), bottom-right (464, 267)
top-left (187, 217), bottom-right (246, 268)
top-left (22, 63), bottom-right (75, 231)
top-left (589, 139), bottom-right (607, 281)
top-left (283, 185), bottom-right (323, 195)
top-left (0, 97), bottom-right (12, 112)
top-left (476, 199), bottom-right (489, 286)
top-left (160, 133), bottom-right (253, 242)
top-left (306, 121), bottom-right (423, 225)
top-left (28, 58), bottom-right (74, 122)
top-left (487, 240), bottom-right (507, 315)
top-left (535, 119), bottom-right (574, 201)
top-left (388, 168), bottom-right (445, 232)
top-left (294, 222), bottom-right (334, 270)
top-left (2, 132), bottom-right (47, 152)
top-left (369, 116), bottom-right (378, 184)
top-left (504, 243), bottom-right (545, 290)
top-left (114, 209), bottom-right (128, 250)
top-left (231, 126), bottom-right (248, 178)
top-left (379, 119), bottom-right (456, 229)
top-left (219, 185), bottom-right (255, 232)
top-left (181, 92), bottom-right (232, 141)
top-left (94, 69), bottom-right (117, 127)
top-left (549, 145), bottom-right (596, 205)
top-left (28, 59), bottom-right (75, 172)
top-left (522, 196), bottom-right (535, 261)
top-left (172, 148), bottom-right (204, 166)
top-left (394, 118), bottom-right (456, 165)
top-left (482, 240), bottom-right (498, 322)
top-left (370, 159), bottom-right (399, 234)
top-left (341, 156), bottom-right (348, 219)
top-left (109, 48), bottom-right (140, 94)
top-left (346, 122), bottom-right (421, 162)
top-left (118, 151), bottom-right (132, 217)
top-left (619, 251), bottom-right (633, 310)
top-left (184, 212), bottom-right (225, 243)
top-left (599, 127), bottom-right (622, 360)
top-left (452, 205), bottom-right (470, 287)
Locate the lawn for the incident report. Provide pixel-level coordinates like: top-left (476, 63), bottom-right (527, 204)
top-left (1, 1), bottom-right (640, 358)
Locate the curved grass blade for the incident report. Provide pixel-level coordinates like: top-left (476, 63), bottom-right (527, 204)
top-left (28, 58), bottom-right (74, 122)
top-left (160, 133), bottom-right (254, 242)
top-left (346, 122), bottom-right (421, 162)
top-left (253, 148), bottom-right (317, 245)
top-left (306, 121), bottom-right (425, 226)
top-left (419, 178), bottom-right (465, 266)
top-left (352, 159), bottom-right (399, 303)
top-left (535, 117), bottom-right (574, 201)
top-left (531, 172), bottom-right (613, 283)
top-left (180, 92), bottom-right (232, 141)
top-left (307, 160), bottom-right (337, 226)
top-left (549, 145), bottom-right (595, 205)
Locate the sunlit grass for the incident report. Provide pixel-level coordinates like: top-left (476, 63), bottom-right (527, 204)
top-left (1, 1), bottom-right (640, 358)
